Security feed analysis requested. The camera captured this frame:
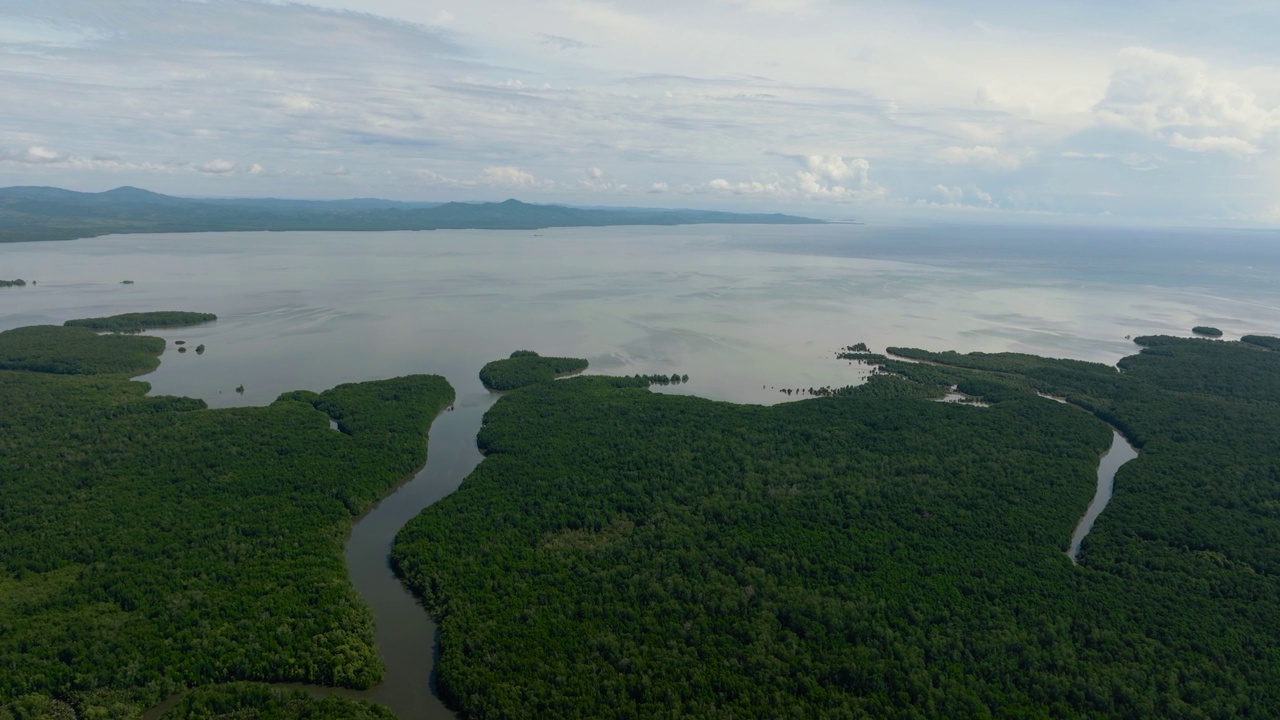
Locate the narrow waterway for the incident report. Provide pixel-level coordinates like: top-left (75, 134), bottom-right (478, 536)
top-left (343, 379), bottom-right (496, 718)
top-left (141, 378), bottom-right (495, 720)
top-left (1067, 429), bottom-right (1139, 563)
top-left (1035, 393), bottom-right (1142, 563)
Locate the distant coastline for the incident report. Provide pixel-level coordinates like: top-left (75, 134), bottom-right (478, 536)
top-left (0, 185), bottom-right (825, 243)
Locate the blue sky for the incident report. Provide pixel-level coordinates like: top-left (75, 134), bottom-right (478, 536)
top-left (1, 0), bottom-right (1278, 224)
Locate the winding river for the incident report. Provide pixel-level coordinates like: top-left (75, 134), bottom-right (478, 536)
top-left (341, 380), bottom-right (496, 718)
top-left (1067, 429), bottom-right (1140, 563)
top-left (142, 378), bottom-right (494, 720)
top-left (1035, 394), bottom-right (1141, 563)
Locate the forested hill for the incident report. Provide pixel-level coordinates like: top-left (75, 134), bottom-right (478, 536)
top-left (0, 186), bottom-right (822, 242)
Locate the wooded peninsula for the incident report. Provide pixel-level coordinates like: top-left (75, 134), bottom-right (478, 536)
top-left (0, 314), bottom-right (453, 719)
top-left (395, 333), bottom-right (1280, 718)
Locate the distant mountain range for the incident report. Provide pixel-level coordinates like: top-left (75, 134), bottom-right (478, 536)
top-left (0, 186), bottom-right (823, 243)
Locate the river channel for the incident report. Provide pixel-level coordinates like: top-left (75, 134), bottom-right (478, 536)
top-left (1067, 429), bottom-right (1140, 563)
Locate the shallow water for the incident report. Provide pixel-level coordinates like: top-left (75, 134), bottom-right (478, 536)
top-left (4, 224), bottom-right (1278, 410)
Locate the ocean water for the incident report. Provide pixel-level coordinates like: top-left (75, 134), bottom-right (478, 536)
top-left (1, 222), bottom-right (1277, 407)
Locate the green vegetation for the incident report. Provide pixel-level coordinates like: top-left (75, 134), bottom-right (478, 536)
top-left (0, 325), bottom-right (166, 375)
top-left (0, 279), bottom-right (26, 287)
top-left (0, 186), bottom-right (823, 243)
top-left (1191, 326), bottom-right (1223, 337)
top-left (395, 334), bottom-right (1280, 718)
top-left (158, 683), bottom-right (395, 720)
top-left (64, 311), bottom-right (217, 333)
top-left (1242, 334), bottom-right (1280, 351)
top-left (196, 344), bottom-right (206, 355)
top-left (629, 373), bottom-right (688, 386)
top-left (478, 351), bottom-right (589, 390)
top-left (0, 318), bottom-right (453, 718)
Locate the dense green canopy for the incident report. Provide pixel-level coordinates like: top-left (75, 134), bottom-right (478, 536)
top-left (0, 319), bottom-right (453, 718)
top-left (478, 351), bottom-right (589, 391)
top-left (158, 683), bottom-right (395, 720)
top-left (64, 311), bottom-right (218, 333)
top-left (396, 334), bottom-right (1280, 718)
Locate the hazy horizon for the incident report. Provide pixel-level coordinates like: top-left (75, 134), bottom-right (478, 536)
top-left (1, 1), bottom-right (1278, 227)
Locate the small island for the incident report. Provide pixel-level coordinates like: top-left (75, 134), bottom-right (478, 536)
top-left (64, 311), bottom-right (217, 333)
top-left (478, 351), bottom-right (589, 390)
top-left (1192, 326), bottom-right (1223, 338)
top-left (121, 280), bottom-right (135, 284)
top-left (195, 344), bottom-right (206, 355)
top-left (0, 278), bottom-right (27, 288)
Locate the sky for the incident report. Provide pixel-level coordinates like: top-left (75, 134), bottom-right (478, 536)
top-left (1, 0), bottom-right (1279, 224)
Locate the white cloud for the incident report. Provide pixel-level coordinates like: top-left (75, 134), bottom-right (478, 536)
top-left (706, 156), bottom-right (884, 203)
top-left (196, 159), bottom-right (238, 174)
top-left (482, 166), bottom-right (550, 189)
top-left (0, 145), bottom-right (68, 164)
top-left (938, 145), bottom-right (1026, 171)
top-left (1168, 133), bottom-right (1260, 156)
top-left (918, 184), bottom-right (996, 209)
top-left (1094, 47), bottom-right (1280, 155)
top-left (579, 166), bottom-right (625, 192)
top-left (0, 0), bottom-right (1277, 222)
top-left (795, 155), bottom-right (884, 201)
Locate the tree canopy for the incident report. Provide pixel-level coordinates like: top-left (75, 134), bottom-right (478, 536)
top-left (478, 351), bottom-right (589, 391)
top-left (0, 317), bottom-right (452, 718)
top-left (395, 334), bottom-right (1280, 718)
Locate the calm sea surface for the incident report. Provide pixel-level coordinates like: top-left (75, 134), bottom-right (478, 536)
top-left (4, 223), bottom-right (1278, 407)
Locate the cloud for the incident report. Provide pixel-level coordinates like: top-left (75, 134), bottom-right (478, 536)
top-left (578, 166), bottom-right (626, 192)
top-left (1094, 47), bottom-right (1280, 156)
top-left (539, 33), bottom-right (590, 50)
top-left (482, 166), bottom-right (549, 188)
top-left (917, 184), bottom-right (996, 209)
top-left (938, 145), bottom-right (1025, 171)
top-left (795, 155), bottom-right (884, 201)
top-left (196, 159), bottom-right (238, 174)
top-left (0, 145), bottom-right (69, 164)
top-left (1168, 133), bottom-right (1260, 155)
top-left (0, 0), bottom-right (1276, 222)
top-left (706, 156), bottom-right (884, 203)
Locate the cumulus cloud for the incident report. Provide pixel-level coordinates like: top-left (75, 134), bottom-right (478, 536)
top-left (938, 145), bottom-right (1025, 171)
top-left (706, 155), bottom-right (884, 203)
top-left (481, 166), bottom-right (540, 188)
top-left (917, 184), bottom-right (996, 209)
top-left (1095, 47), bottom-right (1280, 156)
top-left (0, 145), bottom-right (69, 164)
top-left (794, 155), bottom-right (885, 201)
top-left (649, 182), bottom-right (669, 193)
top-left (196, 159), bottom-right (239, 174)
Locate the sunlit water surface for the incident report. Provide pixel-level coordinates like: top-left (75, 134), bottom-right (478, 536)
top-left (4, 223), bottom-right (1278, 407)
